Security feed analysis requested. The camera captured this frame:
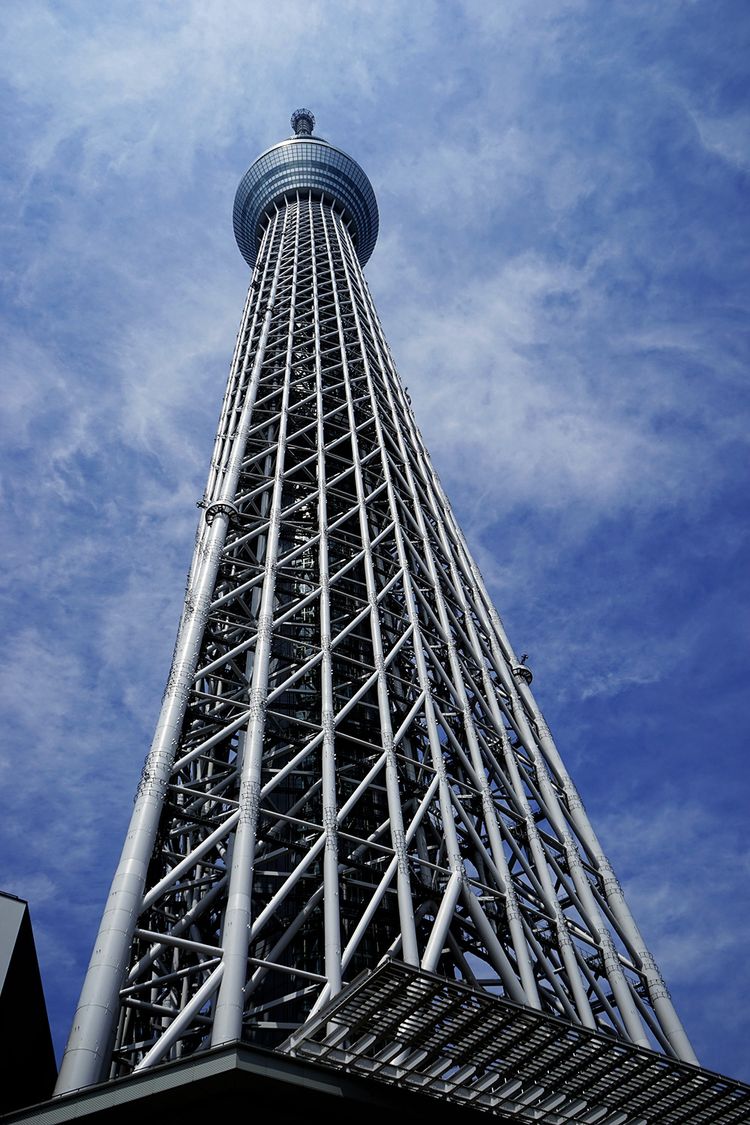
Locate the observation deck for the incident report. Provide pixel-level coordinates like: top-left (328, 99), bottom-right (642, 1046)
top-left (233, 109), bottom-right (379, 271)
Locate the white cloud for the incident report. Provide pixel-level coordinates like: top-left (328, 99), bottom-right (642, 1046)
top-left (378, 245), bottom-right (738, 524)
top-left (690, 109), bottom-right (750, 170)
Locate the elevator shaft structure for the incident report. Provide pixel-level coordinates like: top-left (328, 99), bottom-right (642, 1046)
top-left (56, 111), bottom-right (697, 1098)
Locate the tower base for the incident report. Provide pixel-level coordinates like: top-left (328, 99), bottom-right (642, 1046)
top-left (0, 1043), bottom-right (491, 1125)
top-left (6, 962), bottom-right (750, 1124)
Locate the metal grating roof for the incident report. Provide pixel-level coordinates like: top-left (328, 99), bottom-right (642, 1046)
top-left (280, 960), bottom-right (750, 1124)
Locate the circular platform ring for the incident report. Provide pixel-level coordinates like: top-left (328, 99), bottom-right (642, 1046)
top-left (233, 135), bottom-right (379, 271)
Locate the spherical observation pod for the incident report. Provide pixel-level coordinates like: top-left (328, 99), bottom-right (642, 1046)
top-left (233, 110), bottom-right (379, 270)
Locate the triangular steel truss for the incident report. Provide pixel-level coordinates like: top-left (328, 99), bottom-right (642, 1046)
top-left (56, 187), bottom-right (697, 1095)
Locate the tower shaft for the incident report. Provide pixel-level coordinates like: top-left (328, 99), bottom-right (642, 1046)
top-left (56, 123), bottom-right (698, 1101)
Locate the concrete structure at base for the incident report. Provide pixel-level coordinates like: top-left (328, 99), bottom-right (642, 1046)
top-left (10, 111), bottom-right (750, 1124)
top-left (0, 893), bottom-right (56, 1114)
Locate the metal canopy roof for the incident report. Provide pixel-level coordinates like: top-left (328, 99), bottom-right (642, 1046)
top-left (281, 960), bottom-right (750, 1124)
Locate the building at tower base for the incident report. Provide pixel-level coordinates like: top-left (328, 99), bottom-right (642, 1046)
top-left (5, 963), bottom-right (750, 1123)
top-left (0, 893), bottom-right (57, 1115)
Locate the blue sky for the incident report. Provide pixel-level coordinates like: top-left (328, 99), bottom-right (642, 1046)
top-left (1, 0), bottom-right (748, 1086)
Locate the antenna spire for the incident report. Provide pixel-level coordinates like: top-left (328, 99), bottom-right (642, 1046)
top-left (291, 108), bottom-right (315, 136)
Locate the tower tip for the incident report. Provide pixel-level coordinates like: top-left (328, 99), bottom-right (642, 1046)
top-left (291, 108), bottom-right (315, 136)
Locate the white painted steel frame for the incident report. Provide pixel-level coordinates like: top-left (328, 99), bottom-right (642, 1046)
top-left (56, 189), bottom-right (696, 1096)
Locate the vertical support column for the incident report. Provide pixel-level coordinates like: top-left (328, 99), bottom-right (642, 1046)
top-left (320, 204), bottom-right (419, 969)
top-left (211, 198), bottom-right (300, 1046)
top-left (310, 194), bottom-right (343, 997)
top-left (360, 303), bottom-right (541, 1010)
top-left (329, 215), bottom-right (511, 991)
top-left (56, 210), bottom-right (287, 1095)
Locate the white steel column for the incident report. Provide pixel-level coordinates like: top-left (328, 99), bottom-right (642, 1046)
top-left (55, 209), bottom-right (287, 1094)
top-left (311, 194), bottom-right (344, 996)
top-left (211, 200), bottom-right (299, 1045)
top-left (321, 203), bottom-right (419, 969)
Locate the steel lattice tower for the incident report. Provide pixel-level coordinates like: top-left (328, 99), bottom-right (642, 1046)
top-left (49, 110), bottom-right (743, 1121)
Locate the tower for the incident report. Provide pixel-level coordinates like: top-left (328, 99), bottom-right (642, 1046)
top-left (43, 111), bottom-right (750, 1122)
